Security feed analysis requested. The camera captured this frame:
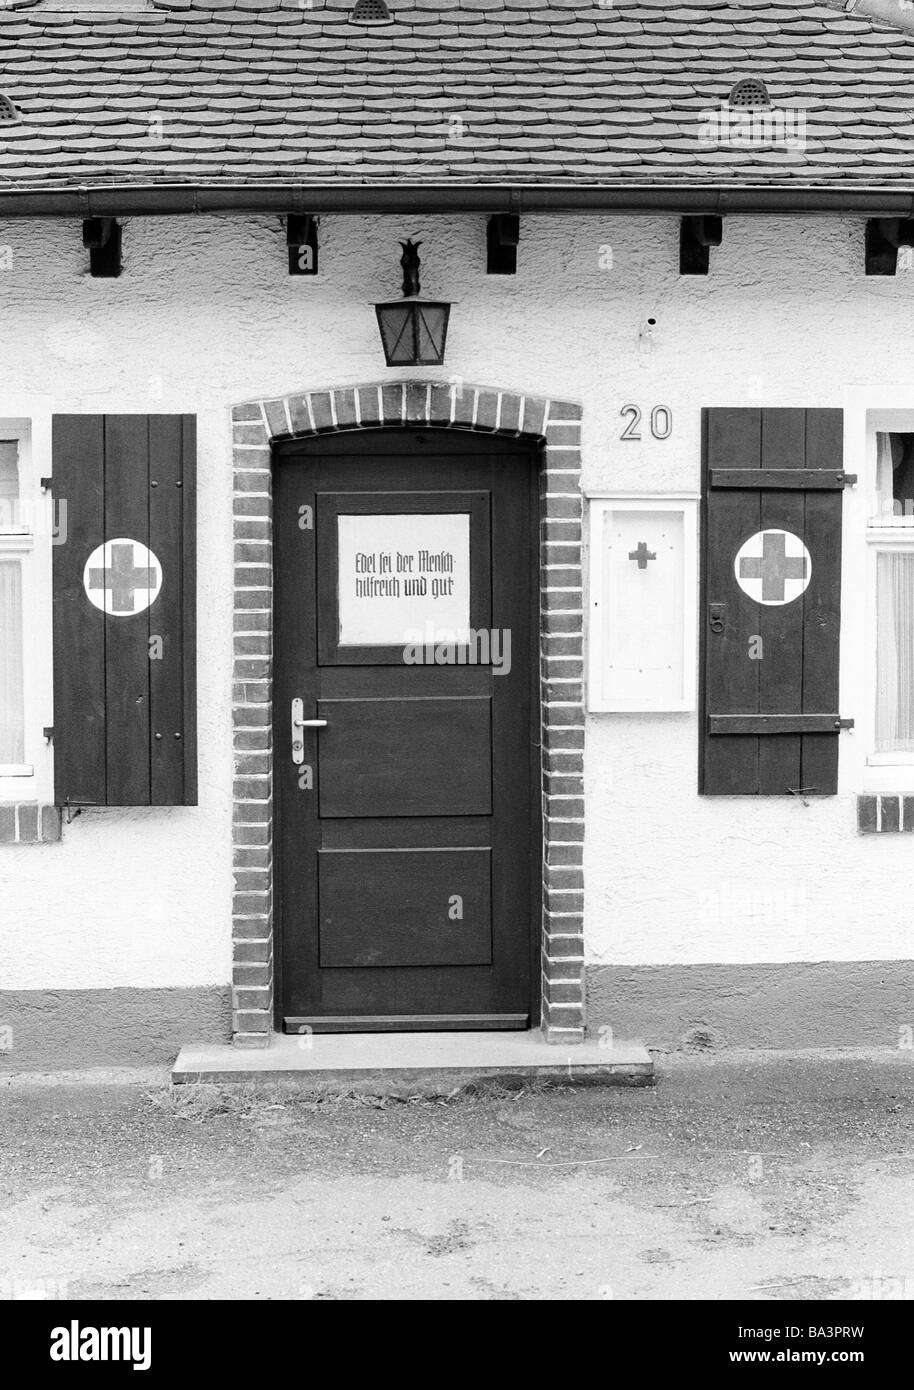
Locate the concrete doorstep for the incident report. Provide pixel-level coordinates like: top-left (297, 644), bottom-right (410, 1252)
top-left (171, 1031), bottom-right (654, 1088)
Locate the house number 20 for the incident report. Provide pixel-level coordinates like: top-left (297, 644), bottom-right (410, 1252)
top-left (619, 404), bottom-right (673, 441)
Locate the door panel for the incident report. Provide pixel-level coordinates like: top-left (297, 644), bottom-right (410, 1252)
top-left (318, 848), bottom-right (492, 968)
top-left (274, 427), bottom-right (540, 1032)
top-left (317, 697), bottom-right (492, 818)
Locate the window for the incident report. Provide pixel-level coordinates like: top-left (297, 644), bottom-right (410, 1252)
top-left (867, 427), bottom-right (914, 767)
top-left (0, 429), bottom-right (34, 777)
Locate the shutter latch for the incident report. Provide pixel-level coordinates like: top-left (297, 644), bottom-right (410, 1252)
top-left (835, 717), bottom-right (855, 730)
top-left (838, 472), bottom-right (857, 487)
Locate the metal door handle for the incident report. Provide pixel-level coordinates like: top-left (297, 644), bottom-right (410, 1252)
top-left (291, 697), bottom-right (326, 766)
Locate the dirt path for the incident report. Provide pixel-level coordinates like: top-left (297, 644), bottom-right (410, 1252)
top-left (1, 1051), bottom-right (912, 1300)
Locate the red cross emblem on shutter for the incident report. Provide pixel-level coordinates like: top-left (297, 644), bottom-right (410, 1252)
top-left (733, 528), bottom-right (811, 606)
top-left (83, 538), bottom-right (162, 615)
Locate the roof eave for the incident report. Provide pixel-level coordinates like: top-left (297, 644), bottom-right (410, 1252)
top-left (0, 183), bottom-right (913, 218)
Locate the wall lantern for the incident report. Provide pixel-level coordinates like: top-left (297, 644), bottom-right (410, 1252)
top-left (375, 238), bottom-right (450, 365)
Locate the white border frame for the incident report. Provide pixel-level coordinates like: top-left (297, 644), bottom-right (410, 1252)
top-left (586, 493), bottom-right (699, 714)
top-left (0, 414), bottom-right (54, 803)
top-left (842, 392), bottom-right (914, 793)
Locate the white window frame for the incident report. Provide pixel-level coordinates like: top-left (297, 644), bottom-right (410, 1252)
top-left (586, 493), bottom-right (699, 714)
top-left (841, 394), bottom-right (914, 793)
top-left (0, 417), bottom-right (53, 801)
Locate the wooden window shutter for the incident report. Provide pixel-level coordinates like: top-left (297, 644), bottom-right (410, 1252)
top-left (52, 415), bottom-right (197, 807)
top-left (700, 407), bottom-right (851, 796)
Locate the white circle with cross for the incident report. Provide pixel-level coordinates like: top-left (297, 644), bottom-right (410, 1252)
top-left (734, 528), bottom-right (811, 606)
top-left (83, 538), bottom-right (162, 616)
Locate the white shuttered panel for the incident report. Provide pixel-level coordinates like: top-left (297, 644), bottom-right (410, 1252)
top-left (588, 497), bottom-right (697, 713)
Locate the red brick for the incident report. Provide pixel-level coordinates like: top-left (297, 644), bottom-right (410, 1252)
top-left (287, 395), bottom-right (312, 433)
top-left (233, 824), bottom-right (271, 846)
top-left (356, 386), bottom-right (381, 426)
top-left (309, 392), bottom-right (334, 431)
top-left (263, 399), bottom-right (288, 438)
top-left (234, 846), bottom-right (272, 869)
top-left (233, 987), bottom-right (271, 1011)
top-left (405, 382), bottom-right (428, 422)
top-left (233, 964), bottom-right (272, 988)
top-left (233, 869), bottom-right (270, 892)
top-left (233, 424), bottom-right (269, 447)
top-left (233, 495), bottom-right (272, 518)
top-left (521, 397), bottom-right (546, 436)
top-left (334, 389), bottom-right (357, 427)
top-left (234, 1009), bottom-right (270, 1031)
top-left (234, 940), bottom-right (272, 963)
top-left (429, 383), bottom-right (454, 422)
top-left (381, 384), bottom-right (403, 424)
top-left (17, 804), bottom-right (39, 842)
top-left (475, 390), bottom-right (498, 430)
top-left (499, 394), bottom-right (521, 433)
top-left (233, 918), bottom-right (271, 940)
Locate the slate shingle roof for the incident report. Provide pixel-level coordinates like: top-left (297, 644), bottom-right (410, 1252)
top-left (1, 0), bottom-right (913, 191)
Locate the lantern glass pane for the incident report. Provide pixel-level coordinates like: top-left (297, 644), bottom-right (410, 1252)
top-left (376, 304), bottom-right (415, 365)
top-left (415, 304), bottom-right (448, 364)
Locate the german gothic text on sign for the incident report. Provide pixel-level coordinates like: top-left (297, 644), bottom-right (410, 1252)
top-left (733, 528), bottom-right (811, 606)
top-left (337, 512), bottom-right (470, 645)
top-left (83, 538), bottom-right (163, 615)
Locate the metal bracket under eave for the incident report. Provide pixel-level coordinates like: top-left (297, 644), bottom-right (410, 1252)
top-left (680, 215), bottom-right (723, 275)
top-left (82, 217), bottom-right (122, 279)
top-left (486, 213), bottom-right (520, 274)
top-left (287, 213), bottom-right (319, 276)
top-left (865, 218), bottom-right (914, 276)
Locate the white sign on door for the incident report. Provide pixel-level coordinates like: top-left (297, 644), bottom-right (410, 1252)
top-left (337, 512), bottom-right (471, 646)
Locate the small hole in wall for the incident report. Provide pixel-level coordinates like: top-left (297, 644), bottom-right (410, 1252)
top-left (647, 317), bottom-right (657, 326)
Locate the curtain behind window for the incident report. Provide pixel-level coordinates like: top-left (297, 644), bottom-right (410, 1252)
top-left (0, 439), bottom-right (18, 530)
top-left (876, 550), bottom-right (914, 753)
top-left (0, 559), bottom-right (24, 763)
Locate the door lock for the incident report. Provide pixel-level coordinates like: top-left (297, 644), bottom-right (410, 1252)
top-left (291, 697), bottom-right (327, 766)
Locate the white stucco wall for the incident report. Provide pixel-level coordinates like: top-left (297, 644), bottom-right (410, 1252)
top-left (0, 210), bottom-right (911, 991)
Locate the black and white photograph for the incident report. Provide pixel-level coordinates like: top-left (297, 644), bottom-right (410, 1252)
top-left (0, 0), bottom-right (911, 1347)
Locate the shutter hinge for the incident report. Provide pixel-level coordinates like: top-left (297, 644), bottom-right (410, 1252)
top-left (61, 796), bottom-right (99, 824)
top-left (40, 476), bottom-right (52, 493)
top-left (839, 472), bottom-right (857, 487)
top-left (836, 717), bottom-right (855, 730)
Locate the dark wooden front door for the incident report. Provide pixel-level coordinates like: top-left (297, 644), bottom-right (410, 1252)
top-left (274, 428), bottom-right (540, 1032)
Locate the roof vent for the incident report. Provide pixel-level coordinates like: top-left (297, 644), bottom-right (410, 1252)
top-left (728, 78), bottom-right (771, 108)
top-left (349, 0), bottom-right (393, 25)
top-left (0, 94), bottom-right (20, 125)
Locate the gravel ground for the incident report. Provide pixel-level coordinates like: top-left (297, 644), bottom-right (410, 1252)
top-left (1, 1049), bottom-right (912, 1301)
